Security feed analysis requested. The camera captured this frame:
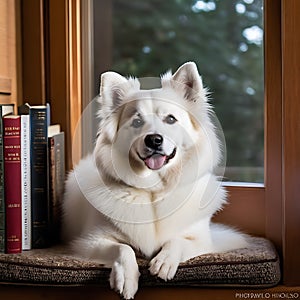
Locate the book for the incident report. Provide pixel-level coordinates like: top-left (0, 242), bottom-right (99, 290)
top-left (0, 104), bottom-right (14, 253)
top-left (48, 125), bottom-right (65, 244)
top-left (3, 115), bottom-right (22, 254)
top-left (18, 104), bottom-right (49, 248)
top-left (21, 114), bottom-right (31, 250)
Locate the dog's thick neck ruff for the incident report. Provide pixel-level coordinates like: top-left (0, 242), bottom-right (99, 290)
top-left (94, 62), bottom-right (220, 192)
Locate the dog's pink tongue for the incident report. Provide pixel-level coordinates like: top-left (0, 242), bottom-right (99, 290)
top-left (145, 154), bottom-right (166, 170)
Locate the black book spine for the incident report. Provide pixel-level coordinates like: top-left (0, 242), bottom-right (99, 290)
top-left (48, 132), bottom-right (65, 244)
top-left (30, 108), bottom-right (49, 248)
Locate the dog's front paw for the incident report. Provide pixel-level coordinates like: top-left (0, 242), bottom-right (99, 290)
top-left (109, 261), bottom-right (140, 299)
top-left (149, 250), bottom-right (180, 281)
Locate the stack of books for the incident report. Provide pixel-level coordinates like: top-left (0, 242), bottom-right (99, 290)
top-left (0, 103), bottom-right (65, 254)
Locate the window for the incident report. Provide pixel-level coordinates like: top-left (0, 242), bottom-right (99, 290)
top-left (93, 0), bottom-right (265, 183)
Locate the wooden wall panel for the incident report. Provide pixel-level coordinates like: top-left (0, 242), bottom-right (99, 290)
top-left (282, 0), bottom-right (300, 286)
top-left (21, 0), bottom-right (46, 105)
top-left (0, 0), bottom-right (21, 108)
top-left (46, 0), bottom-right (88, 169)
top-left (46, 0), bottom-right (71, 168)
top-left (213, 185), bottom-right (265, 237)
top-left (264, 0), bottom-right (283, 252)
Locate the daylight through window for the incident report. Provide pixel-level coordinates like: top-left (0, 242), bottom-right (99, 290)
top-left (93, 0), bottom-right (264, 183)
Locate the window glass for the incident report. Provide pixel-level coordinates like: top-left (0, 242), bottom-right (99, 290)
top-left (96, 0), bottom-right (264, 182)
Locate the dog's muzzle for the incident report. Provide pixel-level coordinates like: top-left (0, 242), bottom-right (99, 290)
top-left (138, 134), bottom-right (177, 170)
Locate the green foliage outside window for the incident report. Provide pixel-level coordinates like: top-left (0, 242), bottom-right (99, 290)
top-left (111, 0), bottom-right (264, 182)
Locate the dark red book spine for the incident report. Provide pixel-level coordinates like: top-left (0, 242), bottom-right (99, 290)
top-left (3, 116), bottom-right (22, 253)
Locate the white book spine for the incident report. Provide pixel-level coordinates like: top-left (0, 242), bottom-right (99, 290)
top-left (21, 115), bottom-right (31, 250)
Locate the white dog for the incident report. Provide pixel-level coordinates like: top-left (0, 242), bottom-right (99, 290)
top-left (62, 62), bottom-right (248, 299)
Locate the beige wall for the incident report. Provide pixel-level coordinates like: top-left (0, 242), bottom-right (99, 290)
top-left (0, 0), bottom-right (21, 109)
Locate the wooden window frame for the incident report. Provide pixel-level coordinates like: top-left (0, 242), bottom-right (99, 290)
top-left (20, 0), bottom-right (300, 286)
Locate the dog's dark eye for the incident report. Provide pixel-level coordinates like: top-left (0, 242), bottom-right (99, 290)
top-left (131, 118), bottom-right (144, 128)
top-left (165, 114), bottom-right (177, 124)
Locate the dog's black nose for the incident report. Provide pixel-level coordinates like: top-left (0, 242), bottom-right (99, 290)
top-left (145, 134), bottom-right (163, 150)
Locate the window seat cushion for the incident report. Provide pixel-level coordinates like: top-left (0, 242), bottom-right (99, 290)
top-left (0, 237), bottom-right (280, 288)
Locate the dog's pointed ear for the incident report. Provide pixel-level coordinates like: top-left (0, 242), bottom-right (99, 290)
top-left (100, 71), bottom-right (128, 108)
top-left (166, 62), bottom-right (206, 102)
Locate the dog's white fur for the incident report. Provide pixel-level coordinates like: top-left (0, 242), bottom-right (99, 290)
top-left (62, 62), bottom-right (248, 299)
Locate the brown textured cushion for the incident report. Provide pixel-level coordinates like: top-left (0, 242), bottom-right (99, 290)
top-left (0, 237), bottom-right (280, 288)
